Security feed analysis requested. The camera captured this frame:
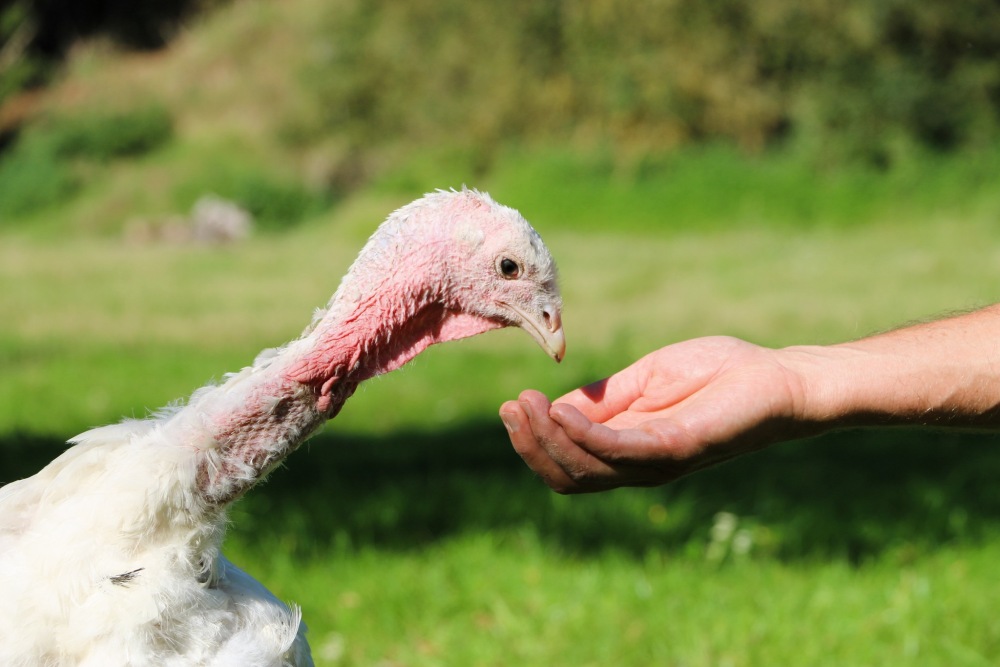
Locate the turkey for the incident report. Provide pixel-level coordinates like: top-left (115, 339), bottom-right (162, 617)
top-left (0, 189), bottom-right (564, 666)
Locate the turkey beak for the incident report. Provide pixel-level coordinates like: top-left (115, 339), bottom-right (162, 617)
top-left (502, 300), bottom-right (565, 363)
top-left (535, 303), bottom-right (566, 363)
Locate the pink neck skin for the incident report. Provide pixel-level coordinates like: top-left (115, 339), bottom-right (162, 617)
top-left (192, 235), bottom-right (502, 506)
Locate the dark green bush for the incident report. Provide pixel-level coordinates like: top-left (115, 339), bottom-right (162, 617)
top-left (174, 168), bottom-right (329, 232)
top-left (302, 0), bottom-right (1000, 168)
top-left (228, 174), bottom-right (327, 232)
top-left (43, 105), bottom-right (174, 160)
top-left (0, 104), bottom-right (174, 221)
top-left (0, 138), bottom-right (77, 222)
top-left (0, 2), bottom-right (48, 104)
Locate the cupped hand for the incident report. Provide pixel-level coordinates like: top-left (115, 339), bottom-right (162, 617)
top-left (499, 336), bottom-right (810, 493)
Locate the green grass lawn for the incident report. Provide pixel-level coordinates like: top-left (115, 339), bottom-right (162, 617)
top-left (4, 188), bottom-right (1000, 665)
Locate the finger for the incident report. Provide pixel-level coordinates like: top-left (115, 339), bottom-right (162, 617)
top-left (549, 403), bottom-right (665, 459)
top-left (499, 398), bottom-right (577, 492)
top-left (554, 359), bottom-right (650, 423)
top-left (547, 402), bottom-right (625, 450)
top-left (518, 391), bottom-right (623, 489)
top-left (550, 405), bottom-right (700, 466)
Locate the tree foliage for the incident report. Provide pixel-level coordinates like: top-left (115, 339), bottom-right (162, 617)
top-left (303, 0), bottom-right (1000, 166)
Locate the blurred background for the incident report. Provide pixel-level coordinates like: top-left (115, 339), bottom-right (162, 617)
top-left (3, 1), bottom-right (1000, 664)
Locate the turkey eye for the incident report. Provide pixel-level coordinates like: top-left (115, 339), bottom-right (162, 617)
top-left (499, 258), bottom-right (520, 279)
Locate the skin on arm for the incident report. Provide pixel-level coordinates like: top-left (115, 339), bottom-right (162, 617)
top-left (500, 304), bottom-right (1000, 493)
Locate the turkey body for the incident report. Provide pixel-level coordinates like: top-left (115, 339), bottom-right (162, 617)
top-left (0, 401), bottom-right (313, 666)
top-left (0, 190), bottom-right (564, 666)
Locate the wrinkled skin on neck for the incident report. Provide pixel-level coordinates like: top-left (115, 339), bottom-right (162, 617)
top-left (188, 198), bottom-right (513, 506)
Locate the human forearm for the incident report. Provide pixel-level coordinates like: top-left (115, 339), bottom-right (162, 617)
top-left (785, 305), bottom-right (1000, 429)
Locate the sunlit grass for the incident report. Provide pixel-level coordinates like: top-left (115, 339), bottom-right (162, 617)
top-left (228, 533), bottom-right (1000, 667)
top-left (486, 144), bottom-right (1000, 234)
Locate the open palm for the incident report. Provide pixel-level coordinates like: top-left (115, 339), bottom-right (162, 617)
top-left (500, 336), bottom-right (810, 493)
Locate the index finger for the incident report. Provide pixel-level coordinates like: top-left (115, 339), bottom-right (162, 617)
top-left (555, 362), bottom-right (648, 423)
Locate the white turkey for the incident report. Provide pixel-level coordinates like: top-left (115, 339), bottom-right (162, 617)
top-left (0, 189), bottom-right (564, 666)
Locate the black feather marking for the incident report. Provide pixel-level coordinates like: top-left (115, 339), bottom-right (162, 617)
top-left (110, 568), bottom-right (145, 587)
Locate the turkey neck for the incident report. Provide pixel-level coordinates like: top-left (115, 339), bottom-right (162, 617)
top-left (189, 239), bottom-right (465, 506)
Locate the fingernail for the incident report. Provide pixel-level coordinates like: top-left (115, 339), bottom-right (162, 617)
top-left (519, 400), bottom-right (534, 420)
top-left (500, 412), bottom-right (519, 434)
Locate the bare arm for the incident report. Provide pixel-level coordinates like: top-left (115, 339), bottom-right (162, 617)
top-left (500, 305), bottom-right (1000, 493)
top-left (795, 305), bottom-right (1000, 428)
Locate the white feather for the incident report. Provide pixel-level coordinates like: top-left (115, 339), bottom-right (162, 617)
top-left (0, 414), bottom-right (311, 666)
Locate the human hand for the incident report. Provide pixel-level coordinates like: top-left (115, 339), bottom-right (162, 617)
top-left (499, 336), bottom-right (812, 493)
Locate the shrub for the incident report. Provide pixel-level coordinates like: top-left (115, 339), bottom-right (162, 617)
top-left (174, 167), bottom-right (329, 233)
top-left (0, 137), bottom-right (77, 222)
top-left (0, 105), bottom-right (174, 222)
top-left (43, 105), bottom-right (174, 161)
top-left (0, 2), bottom-right (48, 105)
top-left (302, 0), bottom-right (1000, 168)
top-left (227, 173), bottom-right (327, 232)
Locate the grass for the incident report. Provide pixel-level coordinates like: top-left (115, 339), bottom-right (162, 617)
top-left (482, 143), bottom-right (1000, 234)
top-left (246, 536), bottom-right (1000, 666)
top-left (4, 184), bottom-right (1000, 664)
